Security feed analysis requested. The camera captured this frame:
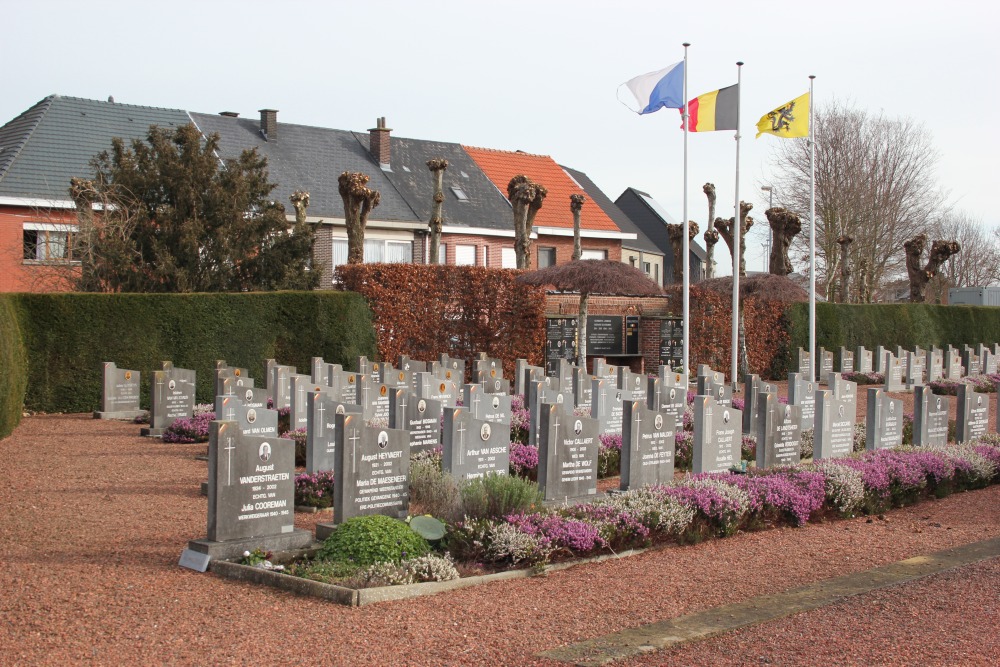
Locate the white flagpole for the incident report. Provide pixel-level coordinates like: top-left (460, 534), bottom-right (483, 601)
top-left (808, 75), bottom-right (817, 381)
top-left (730, 62), bottom-right (743, 386)
top-left (682, 42), bottom-right (691, 380)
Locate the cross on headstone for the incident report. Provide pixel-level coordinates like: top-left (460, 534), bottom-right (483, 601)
top-left (316, 399), bottom-right (326, 436)
top-left (223, 433), bottom-right (236, 485)
top-left (348, 428), bottom-right (361, 474)
top-left (457, 420), bottom-right (466, 464)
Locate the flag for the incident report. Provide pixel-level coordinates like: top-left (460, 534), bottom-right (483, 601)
top-left (756, 92), bottom-right (810, 138)
top-left (623, 61), bottom-right (685, 114)
top-left (682, 84), bottom-right (738, 131)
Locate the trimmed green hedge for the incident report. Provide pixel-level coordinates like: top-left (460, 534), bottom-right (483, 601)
top-left (0, 296), bottom-right (28, 439)
top-left (784, 302), bottom-right (1000, 375)
top-left (11, 291), bottom-right (376, 415)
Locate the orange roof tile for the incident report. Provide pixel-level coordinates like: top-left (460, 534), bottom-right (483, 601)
top-left (462, 146), bottom-right (621, 233)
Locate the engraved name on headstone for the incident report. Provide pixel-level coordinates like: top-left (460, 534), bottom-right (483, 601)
top-left (620, 400), bottom-right (675, 490)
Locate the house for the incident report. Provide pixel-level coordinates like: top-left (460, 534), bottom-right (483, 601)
top-left (1, 95), bottom-right (637, 292)
top-left (615, 187), bottom-right (708, 284)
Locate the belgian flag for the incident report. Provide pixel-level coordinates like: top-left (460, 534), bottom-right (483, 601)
top-left (681, 84), bottom-right (738, 132)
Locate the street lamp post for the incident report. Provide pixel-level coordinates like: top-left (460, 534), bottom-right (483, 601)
top-left (761, 185), bottom-right (774, 273)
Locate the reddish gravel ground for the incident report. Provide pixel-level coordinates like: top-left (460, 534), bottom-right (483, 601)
top-left (2, 410), bottom-right (999, 666)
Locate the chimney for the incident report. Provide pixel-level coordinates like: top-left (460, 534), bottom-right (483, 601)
top-left (259, 109), bottom-right (278, 141)
top-left (368, 116), bottom-right (392, 168)
top-left (219, 111), bottom-right (239, 118)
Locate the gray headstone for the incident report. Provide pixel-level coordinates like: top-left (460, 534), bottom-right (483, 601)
top-left (696, 371), bottom-right (732, 408)
top-left (388, 388), bottom-right (441, 453)
top-left (839, 347), bottom-right (855, 373)
top-left (514, 359), bottom-right (545, 397)
top-left (289, 374), bottom-right (313, 431)
top-left (912, 386), bottom-right (949, 447)
top-left (214, 392), bottom-right (276, 438)
top-left (692, 396), bottom-right (742, 474)
top-left (414, 372), bottom-right (458, 409)
top-left (270, 364), bottom-right (295, 410)
top-left (572, 366), bottom-right (594, 411)
top-left (956, 384), bottom-right (989, 443)
top-left (961, 349), bottom-right (982, 377)
top-left (463, 384), bottom-right (512, 426)
top-left (983, 350), bottom-right (999, 376)
top-left (856, 346), bottom-right (873, 374)
top-left (744, 374), bottom-right (778, 436)
top-left (648, 377), bottom-right (686, 423)
top-left (333, 413), bottom-right (409, 523)
top-left (438, 353), bottom-right (466, 382)
top-left (147, 365), bottom-right (196, 433)
top-left (926, 348), bottom-right (944, 383)
top-left (357, 375), bottom-right (391, 421)
top-left (592, 358), bottom-right (618, 383)
top-left (618, 368), bottom-right (647, 402)
top-left (442, 407), bottom-right (511, 480)
top-left (797, 348), bottom-right (811, 377)
top-left (787, 373), bottom-right (817, 432)
top-left (817, 348), bottom-right (834, 385)
top-left (263, 358), bottom-right (277, 401)
top-left (944, 348), bottom-right (963, 380)
top-left (215, 367), bottom-right (255, 398)
top-left (328, 368), bottom-right (360, 404)
top-left (905, 351), bottom-right (925, 390)
top-left (865, 388), bottom-right (903, 450)
top-left (310, 357), bottom-right (328, 385)
top-left (97, 361), bottom-right (142, 417)
top-left (591, 379), bottom-right (627, 436)
top-left (813, 389), bottom-right (857, 460)
top-left (875, 346), bottom-right (888, 374)
top-left (472, 356), bottom-right (503, 381)
top-left (883, 353), bottom-right (905, 392)
top-left (397, 355), bottom-right (428, 374)
top-left (537, 405), bottom-right (599, 501)
top-left (306, 390), bottom-right (362, 474)
top-left (620, 400), bottom-right (676, 490)
top-left (756, 394), bottom-right (802, 468)
top-left (355, 355), bottom-right (372, 376)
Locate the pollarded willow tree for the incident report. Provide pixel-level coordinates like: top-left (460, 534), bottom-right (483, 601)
top-left (765, 207), bottom-right (801, 276)
top-left (570, 194), bottom-right (585, 261)
top-left (768, 100), bottom-right (944, 302)
top-left (702, 183), bottom-right (719, 280)
top-left (904, 233), bottom-right (960, 302)
top-left (935, 210), bottom-right (1000, 288)
top-left (338, 171), bottom-right (381, 265)
top-left (290, 190), bottom-right (310, 224)
top-left (427, 158), bottom-right (448, 264)
top-left (666, 221), bottom-right (699, 283)
top-left (508, 175), bottom-right (547, 269)
top-left (715, 201), bottom-right (753, 277)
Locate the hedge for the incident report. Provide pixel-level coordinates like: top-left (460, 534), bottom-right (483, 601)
top-left (11, 291), bottom-right (376, 415)
top-left (0, 296), bottom-right (28, 439)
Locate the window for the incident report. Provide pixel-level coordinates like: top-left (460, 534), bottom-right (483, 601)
top-left (455, 244), bottom-right (476, 266)
top-left (580, 249), bottom-right (607, 260)
top-left (23, 223), bottom-right (76, 261)
top-left (643, 261), bottom-right (651, 274)
top-left (629, 256), bottom-right (636, 267)
top-left (331, 239), bottom-right (412, 265)
top-left (654, 264), bottom-right (659, 283)
top-left (501, 247), bottom-right (516, 268)
top-left (438, 243), bottom-right (447, 264)
top-left (450, 186), bottom-right (469, 202)
top-left (537, 247), bottom-right (556, 268)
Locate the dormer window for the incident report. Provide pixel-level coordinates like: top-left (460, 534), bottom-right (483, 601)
top-left (451, 186), bottom-right (469, 202)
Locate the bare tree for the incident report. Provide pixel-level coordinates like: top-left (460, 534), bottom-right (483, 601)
top-left (766, 207), bottom-right (801, 276)
top-left (904, 233), bottom-right (960, 302)
top-left (837, 235), bottom-right (853, 302)
top-left (508, 175), bottom-right (547, 269)
top-left (715, 201), bottom-right (753, 277)
top-left (666, 221), bottom-right (699, 283)
top-left (338, 172), bottom-right (381, 265)
top-left (570, 194), bottom-right (585, 261)
top-left (935, 211), bottom-right (1000, 288)
top-left (702, 183), bottom-right (719, 279)
top-left (289, 190), bottom-right (310, 225)
top-left (426, 158), bottom-right (448, 264)
top-left (768, 100), bottom-right (945, 301)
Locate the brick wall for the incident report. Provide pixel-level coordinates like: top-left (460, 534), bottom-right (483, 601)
top-left (0, 206), bottom-right (79, 292)
top-left (438, 232), bottom-right (622, 268)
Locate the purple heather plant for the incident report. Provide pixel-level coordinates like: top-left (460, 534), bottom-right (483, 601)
top-left (505, 512), bottom-right (607, 553)
top-left (294, 470), bottom-right (335, 508)
top-left (509, 442), bottom-right (539, 477)
top-left (162, 412), bottom-right (215, 443)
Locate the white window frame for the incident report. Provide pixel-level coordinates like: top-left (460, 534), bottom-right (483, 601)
top-left (580, 249), bottom-right (607, 260)
top-left (22, 222), bottom-right (79, 263)
top-left (455, 244), bottom-right (477, 266)
top-left (501, 247), bottom-right (516, 269)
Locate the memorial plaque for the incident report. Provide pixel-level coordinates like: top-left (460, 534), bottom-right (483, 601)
top-left (625, 315), bottom-right (640, 355)
top-left (146, 365), bottom-right (196, 435)
top-left (443, 407), bottom-right (511, 480)
top-left (388, 389), bottom-right (441, 453)
top-left (537, 405), bottom-right (599, 501)
top-left (333, 413), bottom-right (409, 523)
top-left (913, 386), bottom-right (949, 447)
top-left (814, 389), bottom-right (857, 460)
top-left (306, 390), bottom-right (362, 474)
top-left (956, 384), bottom-right (989, 442)
top-left (587, 316), bottom-right (624, 356)
top-left (692, 396), bottom-right (742, 474)
top-left (659, 317), bottom-right (684, 368)
top-left (545, 317), bottom-right (578, 375)
top-left (756, 395), bottom-right (802, 468)
top-left (96, 361), bottom-right (142, 418)
top-left (787, 373), bottom-right (817, 431)
top-left (620, 401), bottom-right (676, 490)
top-left (865, 388), bottom-right (903, 450)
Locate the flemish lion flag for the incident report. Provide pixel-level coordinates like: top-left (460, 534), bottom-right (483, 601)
top-left (682, 84), bottom-right (738, 132)
top-left (756, 92), bottom-right (809, 138)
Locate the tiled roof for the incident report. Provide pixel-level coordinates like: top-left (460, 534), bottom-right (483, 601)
top-left (562, 165), bottom-right (661, 255)
top-left (0, 95), bottom-right (190, 201)
top-left (462, 146), bottom-right (621, 233)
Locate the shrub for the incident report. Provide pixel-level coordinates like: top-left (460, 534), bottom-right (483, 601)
top-left (316, 515), bottom-right (430, 566)
top-left (281, 428), bottom-right (308, 466)
top-left (510, 394), bottom-right (530, 444)
top-left (799, 428), bottom-right (814, 460)
top-left (812, 460), bottom-right (867, 515)
top-left (674, 431), bottom-right (693, 470)
top-left (409, 452), bottom-right (462, 522)
top-left (505, 512), bottom-right (607, 554)
top-left (598, 433), bottom-right (622, 477)
top-left (460, 473), bottom-right (543, 521)
top-left (294, 471), bottom-right (335, 508)
top-left (660, 477), bottom-right (751, 536)
top-left (509, 442), bottom-right (539, 479)
top-left (162, 412), bottom-right (215, 443)
top-left (360, 554), bottom-right (460, 587)
top-left (444, 518), bottom-right (553, 567)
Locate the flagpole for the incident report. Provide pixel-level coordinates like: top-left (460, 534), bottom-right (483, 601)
top-left (808, 74), bottom-right (817, 381)
top-left (730, 62), bottom-right (743, 386)
top-left (682, 42), bottom-right (691, 381)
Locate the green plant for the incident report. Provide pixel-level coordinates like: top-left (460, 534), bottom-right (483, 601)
top-left (287, 559), bottom-right (361, 585)
top-left (316, 515), bottom-right (430, 567)
top-left (0, 296), bottom-right (27, 439)
top-left (460, 473), bottom-right (544, 521)
top-left (408, 515), bottom-right (447, 541)
top-left (409, 452), bottom-right (463, 521)
top-left (360, 554), bottom-right (460, 587)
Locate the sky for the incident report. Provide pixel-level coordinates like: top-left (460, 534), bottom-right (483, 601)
top-left (4, 0), bottom-right (997, 275)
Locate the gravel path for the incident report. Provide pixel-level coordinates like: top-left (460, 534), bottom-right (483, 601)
top-left (2, 413), bottom-right (998, 666)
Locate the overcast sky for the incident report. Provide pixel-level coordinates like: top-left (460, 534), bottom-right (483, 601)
top-left (4, 0), bottom-right (996, 274)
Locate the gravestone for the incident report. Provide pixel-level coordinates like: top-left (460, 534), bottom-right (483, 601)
top-left (905, 351), bottom-right (925, 390)
top-left (288, 374), bottom-right (313, 431)
top-left (983, 349), bottom-right (999, 376)
top-left (310, 357), bottom-right (329, 385)
top-left (306, 389), bottom-right (362, 474)
top-left (591, 379), bottom-right (627, 436)
top-left (592, 358), bottom-right (619, 383)
top-left (552, 359), bottom-right (576, 394)
top-left (787, 372), bottom-right (817, 431)
top-left (961, 349), bottom-right (982, 377)
top-left (813, 388), bottom-right (857, 460)
top-left (743, 374), bottom-right (778, 436)
top-left (884, 353), bottom-right (905, 392)
top-left (357, 375), bottom-right (392, 421)
top-left (472, 356), bottom-right (503, 382)
top-left (215, 392), bottom-right (277, 438)
top-left (796, 348), bottom-right (811, 377)
top-left (270, 364), bottom-right (295, 410)
top-left (817, 348), bottom-right (835, 385)
top-left (756, 394), bottom-right (802, 468)
top-left (94, 362), bottom-right (143, 419)
top-left (263, 358), bottom-right (277, 401)
top-left (839, 347), bottom-right (855, 374)
top-left (648, 377), bottom-right (686, 423)
top-left (865, 388), bottom-right (904, 450)
top-left (388, 388), bottom-right (441, 453)
top-left (414, 372), bottom-right (458, 409)
top-left (912, 386), bottom-right (949, 447)
top-left (143, 364), bottom-right (196, 436)
top-left (874, 346), bottom-right (889, 374)
top-left (956, 384), bottom-right (989, 443)
top-left (397, 355), bottom-right (428, 374)
top-left (692, 396), bottom-right (742, 473)
top-left (215, 365), bottom-right (254, 397)
top-left (386, 368), bottom-right (415, 390)
top-left (620, 400), bottom-right (676, 490)
top-left (659, 366), bottom-right (688, 392)
top-left (572, 366), bottom-right (594, 411)
top-left (514, 359), bottom-right (545, 397)
top-left (926, 348), bottom-right (944, 383)
top-left (537, 405), bottom-right (599, 502)
top-left (944, 347), bottom-right (963, 380)
top-left (328, 368), bottom-right (359, 404)
top-left (829, 373), bottom-right (859, 407)
top-left (442, 407), bottom-right (511, 480)
top-left (185, 420), bottom-right (310, 560)
top-left (355, 355), bottom-right (373, 377)
top-left (618, 368), bottom-right (647, 402)
top-left (329, 413), bottom-right (409, 525)
top-left (696, 370), bottom-right (732, 408)
top-left (856, 346), bottom-right (873, 374)
top-left (528, 381), bottom-right (572, 444)
top-left (463, 384), bottom-right (512, 426)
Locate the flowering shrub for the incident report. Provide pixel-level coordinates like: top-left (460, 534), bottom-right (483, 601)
top-left (928, 373), bottom-right (1000, 395)
top-left (162, 411), bottom-right (215, 443)
top-left (661, 477), bottom-right (751, 536)
top-left (843, 371), bottom-right (884, 385)
top-left (800, 428), bottom-right (814, 460)
top-left (674, 431), bottom-right (693, 470)
top-left (281, 428), bottom-right (308, 466)
top-left (732, 397), bottom-right (745, 411)
top-left (510, 394), bottom-right (530, 444)
top-left (598, 433), bottom-right (622, 477)
top-left (811, 460), bottom-right (867, 515)
top-left (509, 442), bottom-right (539, 479)
top-left (193, 403), bottom-right (214, 416)
top-left (361, 554), bottom-right (460, 587)
top-left (741, 434), bottom-right (757, 462)
top-left (728, 469), bottom-right (827, 527)
top-left (506, 512), bottom-right (607, 553)
top-left (294, 470), bottom-right (335, 508)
